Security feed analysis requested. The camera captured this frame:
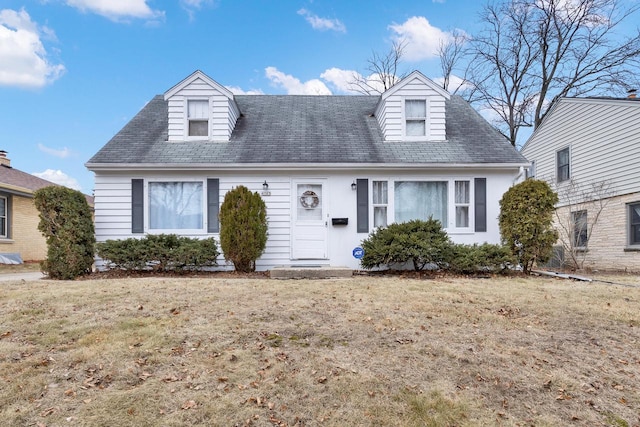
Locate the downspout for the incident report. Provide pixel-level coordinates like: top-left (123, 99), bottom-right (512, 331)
top-left (513, 166), bottom-right (525, 184)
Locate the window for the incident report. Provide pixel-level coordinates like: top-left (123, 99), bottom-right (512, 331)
top-left (557, 147), bottom-right (570, 182)
top-left (629, 203), bottom-right (640, 246)
top-left (149, 181), bottom-right (203, 230)
top-left (394, 181), bottom-right (447, 224)
top-left (0, 195), bottom-right (7, 238)
top-left (455, 181), bottom-right (470, 228)
top-left (572, 210), bottom-right (588, 248)
top-left (526, 160), bottom-right (536, 179)
top-left (187, 100), bottom-right (209, 137)
top-left (372, 181), bottom-right (388, 227)
top-left (405, 99), bottom-right (426, 137)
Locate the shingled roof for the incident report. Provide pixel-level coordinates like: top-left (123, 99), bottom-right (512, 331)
top-left (0, 164), bottom-right (59, 196)
top-left (86, 94), bottom-right (527, 167)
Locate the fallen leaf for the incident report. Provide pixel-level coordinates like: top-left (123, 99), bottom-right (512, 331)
top-left (181, 400), bottom-right (197, 410)
top-left (317, 376), bottom-right (328, 384)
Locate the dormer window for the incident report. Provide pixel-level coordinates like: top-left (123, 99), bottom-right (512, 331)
top-left (187, 99), bottom-right (209, 137)
top-left (405, 99), bottom-right (427, 137)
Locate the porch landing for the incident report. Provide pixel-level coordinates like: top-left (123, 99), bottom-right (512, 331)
top-left (270, 265), bottom-right (353, 279)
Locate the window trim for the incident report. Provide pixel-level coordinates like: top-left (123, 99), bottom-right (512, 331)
top-left (0, 194), bottom-right (8, 238)
top-left (372, 180), bottom-right (388, 228)
top-left (454, 180), bottom-right (471, 229)
top-left (572, 209), bottom-right (588, 249)
top-left (145, 179), bottom-right (208, 234)
top-left (185, 98), bottom-right (211, 139)
top-left (556, 146), bottom-right (571, 183)
top-left (403, 98), bottom-right (428, 140)
top-left (628, 202), bottom-right (640, 247)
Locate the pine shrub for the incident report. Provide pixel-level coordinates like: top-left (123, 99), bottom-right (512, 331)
top-left (499, 179), bottom-right (559, 274)
top-left (96, 235), bottom-right (219, 272)
top-left (448, 243), bottom-right (515, 274)
top-left (360, 218), bottom-right (453, 271)
top-left (219, 185), bottom-right (268, 272)
top-left (34, 186), bottom-right (95, 279)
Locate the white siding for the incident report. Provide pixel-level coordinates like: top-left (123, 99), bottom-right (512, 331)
top-left (522, 98), bottom-right (640, 202)
top-left (93, 168), bottom-right (519, 271)
top-left (375, 76), bottom-right (448, 142)
top-left (166, 77), bottom-right (238, 142)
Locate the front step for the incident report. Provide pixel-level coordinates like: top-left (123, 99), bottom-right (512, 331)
top-left (269, 266), bottom-right (353, 279)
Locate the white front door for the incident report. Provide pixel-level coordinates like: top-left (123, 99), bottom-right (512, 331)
top-left (291, 180), bottom-right (328, 259)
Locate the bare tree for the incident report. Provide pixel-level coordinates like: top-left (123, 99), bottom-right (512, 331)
top-left (350, 40), bottom-right (407, 95)
top-left (552, 180), bottom-right (613, 271)
top-left (437, 29), bottom-right (468, 94)
top-left (468, 0), bottom-right (640, 145)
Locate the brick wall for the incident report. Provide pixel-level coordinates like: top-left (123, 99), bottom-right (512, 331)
top-left (553, 192), bottom-right (640, 272)
top-left (0, 195), bottom-right (47, 261)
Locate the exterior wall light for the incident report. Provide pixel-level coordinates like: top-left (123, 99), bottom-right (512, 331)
top-left (351, 181), bottom-right (357, 191)
top-left (262, 180), bottom-right (271, 196)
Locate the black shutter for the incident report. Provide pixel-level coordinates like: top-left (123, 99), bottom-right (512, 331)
top-left (474, 178), bottom-right (486, 232)
top-left (131, 179), bottom-right (144, 233)
top-left (356, 178), bottom-right (369, 233)
top-left (207, 179), bottom-right (220, 233)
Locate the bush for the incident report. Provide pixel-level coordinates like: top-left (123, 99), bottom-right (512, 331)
top-left (34, 186), bottom-right (95, 279)
top-left (96, 235), bottom-right (219, 272)
top-left (448, 243), bottom-right (515, 274)
top-left (219, 185), bottom-right (268, 272)
top-left (499, 179), bottom-right (559, 274)
top-left (360, 218), bottom-right (452, 271)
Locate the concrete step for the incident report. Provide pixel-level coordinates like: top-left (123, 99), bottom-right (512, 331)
top-left (270, 265), bottom-right (353, 279)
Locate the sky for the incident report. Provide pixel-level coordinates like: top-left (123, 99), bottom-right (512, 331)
top-left (2, 0), bottom-right (633, 195)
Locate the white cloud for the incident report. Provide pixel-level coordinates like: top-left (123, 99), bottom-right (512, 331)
top-left (389, 16), bottom-right (453, 61)
top-left (297, 8), bottom-right (346, 33)
top-left (38, 143), bottom-right (73, 158)
top-left (180, 0), bottom-right (215, 21)
top-left (226, 85), bottom-right (264, 95)
top-left (432, 74), bottom-right (473, 93)
top-left (65, 0), bottom-right (164, 22)
top-left (265, 67), bottom-right (331, 95)
top-left (0, 9), bottom-right (65, 88)
top-left (319, 67), bottom-right (390, 95)
top-left (33, 169), bottom-right (82, 191)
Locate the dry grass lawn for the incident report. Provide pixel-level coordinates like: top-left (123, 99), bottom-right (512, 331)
top-left (1, 273), bottom-right (639, 426)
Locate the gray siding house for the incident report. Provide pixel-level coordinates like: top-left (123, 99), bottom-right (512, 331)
top-left (86, 70), bottom-right (527, 271)
top-left (521, 96), bottom-right (640, 271)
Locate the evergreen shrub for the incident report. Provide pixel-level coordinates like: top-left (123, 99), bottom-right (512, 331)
top-left (34, 186), bottom-right (95, 279)
top-left (499, 179), bottom-right (559, 274)
top-left (219, 185), bottom-right (268, 272)
top-left (96, 235), bottom-right (219, 272)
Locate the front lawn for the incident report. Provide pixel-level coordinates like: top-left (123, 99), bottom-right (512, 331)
top-left (1, 275), bottom-right (638, 426)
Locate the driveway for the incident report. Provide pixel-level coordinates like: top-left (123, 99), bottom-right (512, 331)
top-left (0, 272), bottom-right (46, 282)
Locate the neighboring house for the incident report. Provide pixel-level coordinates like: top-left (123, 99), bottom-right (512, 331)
top-left (86, 70), bottom-right (528, 271)
top-left (521, 95), bottom-right (640, 272)
top-left (0, 151), bottom-right (94, 262)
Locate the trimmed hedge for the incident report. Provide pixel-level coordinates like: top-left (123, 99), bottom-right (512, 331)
top-left (96, 234), bottom-right (219, 272)
top-left (360, 219), bottom-right (514, 274)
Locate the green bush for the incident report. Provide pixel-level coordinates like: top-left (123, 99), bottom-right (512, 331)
top-left (219, 185), bottom-right (268, 272)
top-left (360, 218), bottom-right (453, 271)
top-left (448, 243), bottom-right (515, 274)
top-left (34, 186), bottom-right (95, 280)
top-left (96, 235), bottom-right (219, 272)
top-left (499, 179), bottom-right (559, 274)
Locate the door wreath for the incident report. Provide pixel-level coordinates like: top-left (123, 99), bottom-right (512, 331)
top-left (300, 190), bottom-right (320, 209)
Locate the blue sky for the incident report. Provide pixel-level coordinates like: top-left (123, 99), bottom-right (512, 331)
top-left (0, 1), bottom-right (548, 193)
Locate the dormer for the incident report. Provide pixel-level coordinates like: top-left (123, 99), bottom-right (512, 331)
top-left (164, 70), bottom-right (240, 142)
top-left (375, 70), bottom-right (451, 142)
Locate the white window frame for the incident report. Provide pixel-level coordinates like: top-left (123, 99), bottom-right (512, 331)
top-left (185, 98), bottom-right (210, 139)
top-left (454, 180), bottom-right (471, 229)
top-left (403, 98), bottom-right (428, 140)
top-left (628, 202), bottom-right (640, 247)
top-left (372, 180), bottom-right (388, 228)
top-left (380, 178), bottom-right (474, 233)
top-left (556, 146), bottom-right (570, 183)
top-left (572, 209), bottom-right (588, 249)
top-left (146, 179), bottom-right (207, 234)
top-left (0, 195), bottom-right (7, 238)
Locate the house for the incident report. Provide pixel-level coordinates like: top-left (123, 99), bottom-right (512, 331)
top-left (521, 95), bottom-right (640, 272)
top-left (0, 151), bottom-right (93, 263)
top-left (86, 70), bottom-right (528, 271)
